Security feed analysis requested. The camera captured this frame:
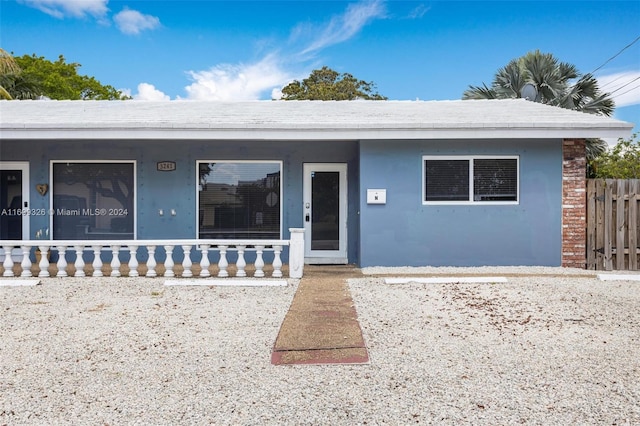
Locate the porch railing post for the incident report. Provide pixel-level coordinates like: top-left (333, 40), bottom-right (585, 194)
top-left (164, 245), bottom-right (175, 278)
top-left (91, 245), bottom-right (103, 277)
top-left (236, 246), bottom-right (246, 277)
top-left (199, 244), bottom-right (210, 277)
top-left (3, 246), bottom-right (14, 277)
top-left (146, 245), bottom-right (157, 277)
top-left (20, 246), bottom-right (32, 278)
top-left (111, 245), bottom-right (121, 277)
top-left (38, 246), bottom-right (50, 278)
top-left (74, 245), bottom-right (85, 277)
top-left (288, 228), bottom-right (305, 279)
top-left (217, 245), bottom-right (228, 278)
top-left (273, 245), bottom-right (283, 278)
top-left (128, 245), bottom-right (139, 277)
top-left (56, 246), bottom-right (68, 278)
top-left (181, 245), bottom-right (193, 278)
top-left (254, 246), bottom-right (265, 278)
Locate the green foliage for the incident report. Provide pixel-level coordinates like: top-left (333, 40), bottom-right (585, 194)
top-left (463, 50), bottom-right (614, 117)
top-left (585, 138), bottom-right (608, 162)
top-left (589, 134), bottom-right (640, 179)
top-left (0, 48), bottom-right (20, 76)
top-left (0, 47), bottom-right (41, 99)
top-left (463, 50), bottom-right (615, 161)
top-left (14, 54), bottom-right (130, 100)
top-left (281, 66), bottom-right (387, 100)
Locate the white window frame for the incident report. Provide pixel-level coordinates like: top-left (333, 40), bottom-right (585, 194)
top-left (196, 160), bottom-right (283, 240)
top-left (50, 160), bottom-right (137, 239)
top-left (422, 155), bottom-right (519, 205)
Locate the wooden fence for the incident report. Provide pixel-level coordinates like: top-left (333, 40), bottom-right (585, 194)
top-left (586, 179), bottom-right (640, 270)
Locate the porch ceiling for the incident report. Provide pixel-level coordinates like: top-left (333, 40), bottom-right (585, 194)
top-left (0, 99), bottom-right (634, 140)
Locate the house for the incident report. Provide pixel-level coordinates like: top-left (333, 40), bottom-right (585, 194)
top-left (0, 99), bottom-right (633, 272)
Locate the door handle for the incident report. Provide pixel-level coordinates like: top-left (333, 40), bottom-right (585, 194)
top-left (305, 214), bottom-right (310, 222)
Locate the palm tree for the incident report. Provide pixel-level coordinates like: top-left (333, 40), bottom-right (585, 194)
top-left (0, 48), bottom-right (41, 100)
top-left (463, 50), bottom-right (614, 160)
top-left (0, 48), bottom-right (20, 99)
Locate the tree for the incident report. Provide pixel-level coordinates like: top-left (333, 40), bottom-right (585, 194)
top-left (0, 48), bottom-right (41, 100)
top-left (281, 66), bottom-right (387, 100)
top-left (589, 134), bottom-right (640, 179)
top-left (55, 163), bottom-right (134, 209)
top-left (463, 50), bottom-right (614, 160)
top-left (14, 53), bottom-right (130, 100)
top-left (0, 48), bottom-right (20, 99)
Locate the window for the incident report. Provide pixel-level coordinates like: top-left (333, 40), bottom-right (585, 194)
top-left (51, 161), bottom-right (135, 240)
top-left (198, 161), bottom-right (281, 239)
top-left (423, 156), bottom-right (518, 204)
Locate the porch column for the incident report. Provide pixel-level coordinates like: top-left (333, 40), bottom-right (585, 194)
top-left (288, 228), bottom-right (305, 279)
top-left (562, 138), bottom-right (587, 268)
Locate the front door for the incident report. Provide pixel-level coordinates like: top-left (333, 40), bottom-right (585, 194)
top-left (0, 162), bottom-right (30, 241)
top-left (303, 163), bottom-right (348, 264)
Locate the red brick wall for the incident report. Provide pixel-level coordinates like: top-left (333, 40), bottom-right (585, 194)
top-left (562, 139), bottom-right (587, 268)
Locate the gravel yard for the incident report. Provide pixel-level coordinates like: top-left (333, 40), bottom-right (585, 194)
top-left (1, 269), bottom-right (639, 425)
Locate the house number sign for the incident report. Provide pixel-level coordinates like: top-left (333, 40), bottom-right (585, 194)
top-left (157, 161), bottom-right (176, 172)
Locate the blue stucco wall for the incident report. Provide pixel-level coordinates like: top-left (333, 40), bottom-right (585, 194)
top-left (358, 139), bottom-right (563, 267)
top-left (1, 139), bottom-right (360, 264)
top-left (3, 137), bottom-right (563, 267)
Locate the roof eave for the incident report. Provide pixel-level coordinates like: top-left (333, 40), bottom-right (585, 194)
top-left (0, 124), bottom-right (633, 141)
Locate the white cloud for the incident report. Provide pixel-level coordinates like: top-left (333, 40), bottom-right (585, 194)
top-left (161, 0), bottom-right (386, 101)
top-left (132, 83), bottom-right (170, 101)
top-left (18, 0), bottom-right (108, 19)
top-left (183, 54), bottom-right (293, 101)
top-left (299, 0), bottom-right (386, 55)
top-left (271, 87), bottom-right (284, 101)
top-left (598, 70), bottom-right (640, 108)
top-left (113, 7), bottom-right (160, 35)
top-left (407, 4), bottom-right (430, 19)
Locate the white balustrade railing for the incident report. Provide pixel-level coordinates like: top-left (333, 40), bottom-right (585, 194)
top-left (0, 228), bottom-right (305, 280)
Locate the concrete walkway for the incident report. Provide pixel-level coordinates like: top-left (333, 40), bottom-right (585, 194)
top-left (271, 265), bottom-right (369, 365)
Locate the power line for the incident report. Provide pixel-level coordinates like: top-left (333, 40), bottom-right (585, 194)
top-left (608, 75), bottom-right (640, 95)
top-left (600, 73), bottom-right (631, 90)
top-left (589, 35), bottom-right (640, 75)
top-left (613, 82), bottom-right (640, 99)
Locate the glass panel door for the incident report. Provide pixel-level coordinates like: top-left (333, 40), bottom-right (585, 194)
top-left (0, 162), bottom-right (29, 241)
top-left (303, 163), bottom-right (347, 264)
top-left (311, 171), bottom-right (339, 250)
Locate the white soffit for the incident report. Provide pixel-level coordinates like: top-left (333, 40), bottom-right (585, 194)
top-left (0, 127), bottom-right (631, 141)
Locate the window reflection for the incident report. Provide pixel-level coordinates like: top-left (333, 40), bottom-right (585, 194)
top-left (52, 162), bottom-right (134, 240)
top-left (198, 162), bottom-right (281, 239)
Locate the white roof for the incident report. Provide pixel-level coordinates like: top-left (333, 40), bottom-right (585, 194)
top-left (0, 99), bottom-right (633, 140)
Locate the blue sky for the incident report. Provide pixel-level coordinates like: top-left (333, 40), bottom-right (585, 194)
top-left (2, 0), bottom-right (639, 136)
